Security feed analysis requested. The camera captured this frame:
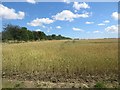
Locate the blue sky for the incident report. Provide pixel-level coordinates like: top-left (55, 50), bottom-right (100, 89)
top-left (0, 2), bottom-right (118, 39)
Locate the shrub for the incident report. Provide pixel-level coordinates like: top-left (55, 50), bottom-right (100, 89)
top-left (94, 82), bottom-right (106, 88)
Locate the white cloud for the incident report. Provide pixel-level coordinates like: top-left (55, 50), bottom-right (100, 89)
top-left (111, 12), bottom-right (119, 20)
top-left (98, 20), bottom-right (110, 26)
top-left (74, 10), bottom-right (77, 13)
top-left (63, 0), bottom-right (70, 4)
top-left (52, 10), bottom-right (89, 22)
top-left (93, 30), bottom-right (101, 33)
top-left (0, 4), bottom-right (25, 19)
top-left (85, 21), bottom-right (94, 24)
top-left (73, 2), bottom-right (90, 11)
top-left (72, 27), bottom-right (84, 32)
top-left (56, 26), bottom-right (62, 29)
top-left (98, 23), bottom-right (105, 26)
top-left (27, 18), bottom-right (54, 27)
top-left (42, 25), bottom-right (46, 28)
top-left (26, 0), bottom-right (36, 4)
top-left (103, 20), bottom-right (110, 23)
top-left (105, 25), bottom-right (118, 33)
top-left (35, 29), bottom-right (41, 32)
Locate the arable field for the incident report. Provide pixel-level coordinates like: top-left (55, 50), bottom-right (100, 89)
top-left (2, 39), bottom-right (118, 88)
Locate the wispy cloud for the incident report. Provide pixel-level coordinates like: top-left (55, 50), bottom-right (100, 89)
top-left (56, 26), bottom-right (62, 29)
top-left (26, 0), bottom-right (36, 4)
top-left (85, 21), bottom-right (94, 24)
top-left (98, 20), bottom-right (110, 26)
top-left (93, 30), bottom-right (102, 33)
top-left (72, 27), bottom-right (84, 32)
top-left (47, 26), bottom-right (53, 33)
top-left (103, 20), bottom-right (110, 23)
top-left (98, 23), bottom-right (105, 26)
top-left (35, 29), bottom-right (41, 32)
top-left (63, 0), bottom-right (70, 4)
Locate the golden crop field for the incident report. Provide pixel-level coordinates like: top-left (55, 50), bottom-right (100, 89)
top-left (2, 39), bottom-right (118, 88)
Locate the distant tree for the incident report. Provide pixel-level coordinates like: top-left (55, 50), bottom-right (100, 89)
top-left (21, 27), bottom-right (27, 30)
top-left (20, 27), bottom-right (29, 41)
top-left (33, 31), bottom-right (39, 40)
top-left (3, 24), bottom-right (21, 41)
top-left (37, 31), bottom-right (47, 40)
top-left (2, 24), bottom-right (71, 42)
top-left (47, 35), bottom-right (52, 40)
top-left (51, 34), bottom-right (56, 39)
top-left (57, 35), bottom-right (62, 39)
top-left (27, 30), bottom-right (34, 41)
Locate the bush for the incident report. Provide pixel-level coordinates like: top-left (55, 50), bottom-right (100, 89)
top-left (94, 82), bottom-right (106, 88)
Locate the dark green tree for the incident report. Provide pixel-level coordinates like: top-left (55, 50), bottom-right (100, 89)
top-left (2, 24), bottom-right (71, 42)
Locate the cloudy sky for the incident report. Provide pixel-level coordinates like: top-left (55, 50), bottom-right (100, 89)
top-left (0, 1), bottom-right (118, 39)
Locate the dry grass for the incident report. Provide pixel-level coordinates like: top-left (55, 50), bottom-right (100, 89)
top-left (2, 39), bottom-right (118, 84)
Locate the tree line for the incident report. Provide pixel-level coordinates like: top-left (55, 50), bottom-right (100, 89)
top-left (2, 24), bottom-right (71, 42)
